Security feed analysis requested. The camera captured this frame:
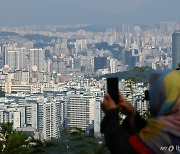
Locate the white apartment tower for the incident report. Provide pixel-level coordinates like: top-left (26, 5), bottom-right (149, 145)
top-left (29, 48), bottom-right (45, 72)
top-left (5, 48), bottom-right (28, 71)
top-left (42, 100), bottom-right (64, 140)
top-left (66, 94), bottom-right (95, 130)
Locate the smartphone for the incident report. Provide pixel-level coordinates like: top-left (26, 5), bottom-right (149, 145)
top-left (107, 77), bottom-right (119, 104)
top-left (144, 90), bottom-right (149, 101)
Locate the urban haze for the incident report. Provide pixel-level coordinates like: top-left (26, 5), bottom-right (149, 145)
top-left (0, 0), bottom-right (180, 153)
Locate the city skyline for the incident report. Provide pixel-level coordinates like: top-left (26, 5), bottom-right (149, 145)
top-left (0, 15), bottom-right (179, 148)
top-left (0, 0), bottom-right (180, 152)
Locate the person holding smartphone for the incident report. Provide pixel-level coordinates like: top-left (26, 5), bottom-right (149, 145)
top-left (101, 71), bottom-right (180, 154)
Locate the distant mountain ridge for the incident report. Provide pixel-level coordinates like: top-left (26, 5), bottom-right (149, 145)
top-left (0, 32), bottom-right (21, 37)
top-left (99, 67), bottom-right (153, 84)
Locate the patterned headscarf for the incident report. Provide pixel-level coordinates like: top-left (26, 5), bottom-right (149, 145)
top-left (129, 71), bottom-right (180, 154)
top-left (149, 70), bottom-right (180, 117)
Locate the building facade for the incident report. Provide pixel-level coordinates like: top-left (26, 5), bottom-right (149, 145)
top-left (172, 31), bottom-right (180, 69)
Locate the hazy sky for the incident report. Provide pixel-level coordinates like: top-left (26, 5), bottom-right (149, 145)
top-left (0, 0), bottom-right (156, 14)
top-left (62, 0), bottom-right (156, 14)
top-left (0, 0), bottom-right (179, 25)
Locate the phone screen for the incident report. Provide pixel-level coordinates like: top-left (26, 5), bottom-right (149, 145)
top-left (107, 77), bottom-right (119, 104)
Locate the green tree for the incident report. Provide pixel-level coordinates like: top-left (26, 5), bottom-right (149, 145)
top-left (124, 77), bottom-right (137, 100)
top-left (0, 123), bottom-right (44, 154)
top-left (45, 127), bottom-right (101, 154)
top-left (96, 143), bottom-right (110, 154)
top-left (141, 111), bottom-right (154, 123)
top-left (0, 123), bottom-right (13, 135)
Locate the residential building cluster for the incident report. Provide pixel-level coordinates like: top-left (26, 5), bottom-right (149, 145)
top-left (0, 74), bottom-right (148, 140)
top-left (0, 21), bottom-right (180, 140)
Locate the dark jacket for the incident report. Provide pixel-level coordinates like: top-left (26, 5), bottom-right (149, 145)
top-left (101, 109), bottom-right (147, 154)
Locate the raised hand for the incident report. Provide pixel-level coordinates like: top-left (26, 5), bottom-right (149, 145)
top-left (117, 93), bottom-right (136, 119)
top-left (102, 93), bottom-right (117, 113)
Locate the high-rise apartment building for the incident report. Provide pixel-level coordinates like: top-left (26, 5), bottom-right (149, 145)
top-left (0, 52), bottom-right (3, 69)
top-left (66, 94), bottom-right (95, 130)
top-left (0, 95), bottom-right (65, 141)
top-left (172, 31), bottom-right (180, 69)
top-left (42, 100), bottom-right (64, 140)
top-left (29, 48), bottom-right (45, 72)
top-left (0, 44), bottom-right (10, 68)
top-left (94, 57), bottom-right (107, 72)
top-left (5, 48), bottom-right (28, 71)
